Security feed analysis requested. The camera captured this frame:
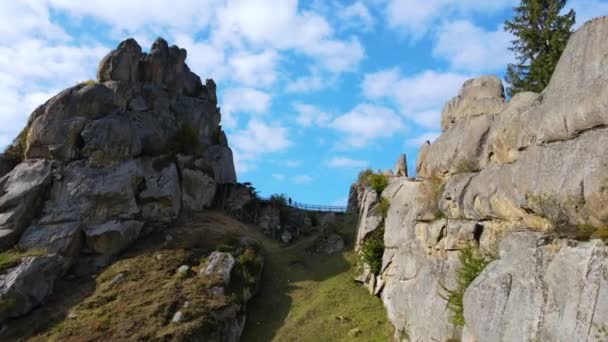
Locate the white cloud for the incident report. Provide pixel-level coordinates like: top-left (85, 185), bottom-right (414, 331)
top-left (282, 160), bottom-right (302, 168)
top-left (338, 2), bottom-right (375, 32)
top-left (327, 157), bottom-right (369, 168)
top-left (286, 70), bottom-right (325, 93)
top-left (293, 103), bottom-right (331, 127)
top-left (406, 131), bottom-right (440, 147)
top-left (220, 88), bottom-right (272, 128)
top-left (0, 1), bottom-right (68, 44)
top-left (48, 0), bottom-right (220, 37)
top-left (330, 103), bottom-right (404, 148)
top-left (292, 175), bottom-right (313, 184)
top-left (433, 21), bottom-right (513, 72)
top-left (384, 0), bottom-right (516, 39)
top-left (568, 0), bottom-right (608, 29)
top-left (228, 50), bottom-right (279, 87)
top-left (0, 39), bottom-right (108, 149)
top-left (362, 68), bottom-right (469, 130)
top-left (213, 0), bottom-right (364, 72)
top-left (230, 119), bottom-right (291, 173)
top-left (272, 173), bottom-right (286, 181)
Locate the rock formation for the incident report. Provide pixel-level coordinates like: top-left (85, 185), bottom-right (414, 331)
top-left (352, 17), bottom-right (608, 341)
top-left (0, 38), bottom-right (236, 323)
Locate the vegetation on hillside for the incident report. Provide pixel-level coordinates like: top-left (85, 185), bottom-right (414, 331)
top-left (242, 213), bottom-right (392, 341)
top-left (504, 0), bottom-right (576, 96)
top-left (4, 126), bottom-right (29, 163)
top-left (360, 225), bottom-right (385, 276)
top-left (172, 123), bottom-right (200, 155)
top-left (357, 168), bottom-right (389, 195)
top-left (439, 246), bottom-right (495, 327)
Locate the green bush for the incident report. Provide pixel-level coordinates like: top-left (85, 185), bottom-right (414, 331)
top-left (375, 197), bottom-right (390, 218)
top-left (4, 126), bottom-right (29, 163)
top-left (357, 168), bottom-right (373, 184)
top-left (368, 173), bottom-right (389, 194)
top-left (269, 193), bottom-right (288, 206)
top-left (360, 226), bottom-right (385, 275)
top-left (454, 159), bottom-right (475, 173)
top-left (0, 249), bottom-right (46, 272)
top-left (418, 176), bottom-right (445, 219)
top-left (439, 246), bottom-right (494, 327)
top-left (173, 123), bottom-right (200, 155)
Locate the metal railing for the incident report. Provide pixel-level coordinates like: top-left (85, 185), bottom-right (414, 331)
top-left (290, 201), bottom-right (346, 213)
top-left (259, 197), bottom-right (346, 213)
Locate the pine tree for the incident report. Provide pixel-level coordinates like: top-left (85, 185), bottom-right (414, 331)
top-left (504, 0), bottom-right (575, 97)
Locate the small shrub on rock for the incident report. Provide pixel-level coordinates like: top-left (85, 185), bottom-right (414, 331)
top-left (357, 168), bottom-right (373, 184)
top-left (375, 197), bottom-right (390, 218)
top-left (173, 123), bottom-right (200, 155)
top-left (368, 173), bottom-right (389, 194)
top-left (360, 226), bottom-right (385, 275)
top-left (439, 245), bottom-right (494, 327)
top-left (4, 126), bottom-right (29, 163)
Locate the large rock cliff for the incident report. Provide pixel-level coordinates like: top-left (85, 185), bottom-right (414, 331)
top-left (352, 16), bottom-right (608, 341)
top-left (0, 38), bottom-right (236, 323)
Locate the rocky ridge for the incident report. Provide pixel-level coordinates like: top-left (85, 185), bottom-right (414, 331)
top-left (351, 16), bottom-right (608, 341)
top-left (0, 37), bottom-right (238, 329)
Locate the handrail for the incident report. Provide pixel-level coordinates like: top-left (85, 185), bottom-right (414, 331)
top-left (258, 197), bottom-right (346, 213)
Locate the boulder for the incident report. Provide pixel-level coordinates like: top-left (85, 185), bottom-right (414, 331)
top-left (137, 158), bottom-right (181, 225)
top-left (97, 38), bottom-right (142, 82)
top-left (415, 141), bottom-right (431, 177)
top-left (17, 222), bottom-right (82, 257)
top-left (463, 232), bottom-right (608, 342)
top-left (440, 76), bottom-right (505, 132)
top-left (0, 160), bottom-right (54, 251)
top-left (172, 95), bottom-right (221, 148)
top-left (354, 188), bottom-right (382, 250)
top-left (38, 160), bottom-right (141, 226)
top-left (418, 114), bottom-right (495, 178)
top-left (380, 179), bottom-right (461, 341)
top-left (0, 255), bottom-right (66, 322)
top-left (128, 110), bottom-right (178, 156)
top-left (201, 145), bottom-right (237, 184)
top-left (83, 220), bottom-right (144, 258)
top-left (439, 128), bottom-right (608, 229)
top-left (0, 154), bottom-right (17, 178)
top-left (394, 154), bottom-right (408, 177)
top-left (181, 168), bottom-right (216, 211)
top-left (25, 83), bottom-right (118, 161)
top-left (81, 114), bottom-right (142, 166)
top-left (202, 252), bottom-right (236, 285)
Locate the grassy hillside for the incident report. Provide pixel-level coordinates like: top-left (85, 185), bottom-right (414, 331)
top-left (242, 214), bottom-right (392, 342)
top-left (2, 211), bottom-right (391, 341)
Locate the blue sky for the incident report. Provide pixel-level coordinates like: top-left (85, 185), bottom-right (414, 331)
top-left (1, 0), bottom-right (607, 206)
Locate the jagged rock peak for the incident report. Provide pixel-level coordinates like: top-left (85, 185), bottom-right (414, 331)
top-left (97, 37), bottom-right (212, 100)
top-left (440, 75), bottom-right (505, 131)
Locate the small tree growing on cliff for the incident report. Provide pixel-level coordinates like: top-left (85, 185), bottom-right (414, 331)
top-left (504, 0), bottom-right (575, 96)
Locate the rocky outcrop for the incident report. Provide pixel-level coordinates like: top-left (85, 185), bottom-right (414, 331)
top-left (352, 17), bottom-right (608, 341)
top-left (0, 255), bottom-right (66, 322)
top-left (0, 154), bottom-right (17, 178)
top-left (463, 232), bottom-right (608, 342)
top-left (0, 160), bottom-right (54, 251)
top-left (0, 38), bottom-right (237, 322)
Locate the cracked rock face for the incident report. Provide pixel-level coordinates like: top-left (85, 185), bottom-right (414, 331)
top-left (0, 37), bottom-right (237, 322)
top-left (352, 16), bottom-right (608, 342)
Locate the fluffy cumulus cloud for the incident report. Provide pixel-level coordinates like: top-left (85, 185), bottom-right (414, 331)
top-left (327, 157), bottom-right (369, 168)
top-left (231, 120), bottom-right (291, 172)
top-left (330, 104), bottom-right (404, 148)
top-left (220, 88), bottom-right (272, 128)
top-left (362, 68), bottom-right (469, 123)
top-left (433, 21), bottom-right (513, 73)
top-left (293, 103), bottom-right (332, 127)
top-left (384, 0), bottom-right (517, 39)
